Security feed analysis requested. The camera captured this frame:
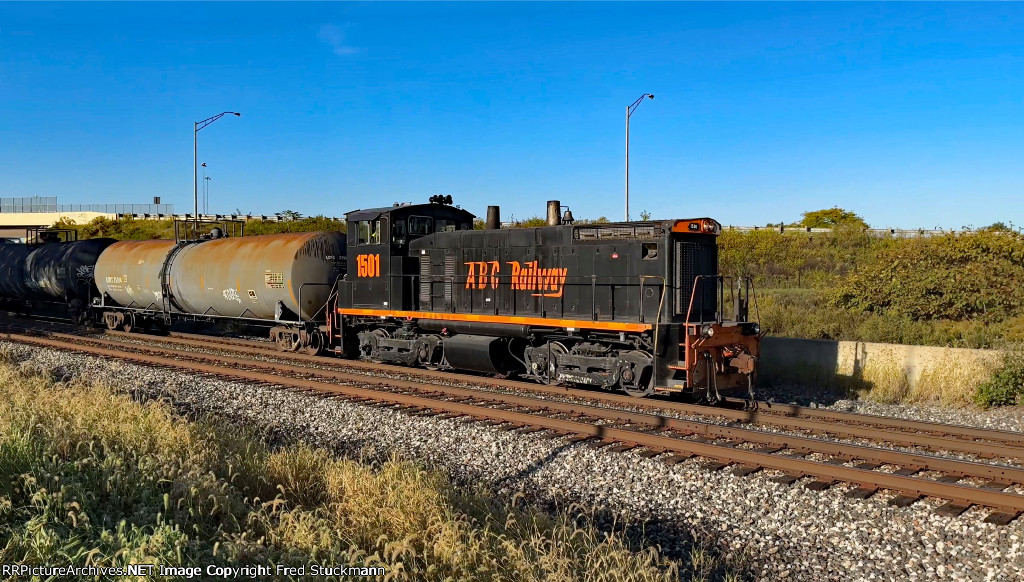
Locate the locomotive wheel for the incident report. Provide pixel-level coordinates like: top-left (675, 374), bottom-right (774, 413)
top-left (621, 351), bottom-right (654, 398)
top-left (532, 341), bottom-right (568, 385)
top-left (622, 385), bottom-right (654, 398)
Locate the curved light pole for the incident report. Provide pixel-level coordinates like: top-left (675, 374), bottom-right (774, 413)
top-left (625, 93), bottom-right (653, 222)
top-left (194, 112), bottom-right (240, 228)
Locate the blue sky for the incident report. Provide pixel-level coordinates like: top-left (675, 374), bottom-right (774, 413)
top-left (1, 2), bottom-right (1022, 228)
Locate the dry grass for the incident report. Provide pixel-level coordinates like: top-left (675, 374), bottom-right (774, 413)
top-left (0, 362), bottom-right (741, 581)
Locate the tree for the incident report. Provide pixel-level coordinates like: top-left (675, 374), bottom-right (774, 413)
top-left (639, 210), bottom-right (652, 221)
top-left (279, 210), bottom-right (303, 221)
top-left (799, 207), bottom-right (867, 229)
top-left (983, 222), bottom-right (1010, 232)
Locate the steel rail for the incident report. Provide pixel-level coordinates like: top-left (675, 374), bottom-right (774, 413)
top-left (722, 397), bottom-right (1024, 447)
top-left (98, 330), bottom-right (1024, 459)
top-left (8, 331), bottom-right (1024, 517)
top-left (62, 334), bottom-right (1024, 484)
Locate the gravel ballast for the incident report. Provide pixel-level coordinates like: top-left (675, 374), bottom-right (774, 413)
top-left (4, 341), bottom-right (1022, 582)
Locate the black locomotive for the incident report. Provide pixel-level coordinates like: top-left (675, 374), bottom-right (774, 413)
top-left (328, 200), bottom-right (760, 399)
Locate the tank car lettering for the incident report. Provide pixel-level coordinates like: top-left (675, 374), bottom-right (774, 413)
top-left (265, 272), bottom-right (285, 289)
top-left (356, 254), bottom-right (381, 278)
top-left (105, 275), bottom-right (124, 285)
top-left (247, 290), bottom-right (258, 302)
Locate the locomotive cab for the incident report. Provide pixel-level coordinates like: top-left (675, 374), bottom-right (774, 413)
top-left (342, 202), bottom-right (475, 312)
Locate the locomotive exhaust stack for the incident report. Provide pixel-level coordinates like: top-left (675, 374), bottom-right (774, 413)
top-left (546, 200), bottom-right (561, 226)
top-left (485, 205), bottom-right (501, 230)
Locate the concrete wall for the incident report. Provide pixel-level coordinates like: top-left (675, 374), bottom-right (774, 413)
top-left (0, 211), bottom-right (116, 240)
top-left (760, 337), bottom-right (1003, 405)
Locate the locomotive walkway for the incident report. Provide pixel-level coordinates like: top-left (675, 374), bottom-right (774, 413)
top-left (3, 325), bottom-right (1024, 524)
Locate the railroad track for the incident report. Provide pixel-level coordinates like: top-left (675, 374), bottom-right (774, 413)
top-left (99, 329), bottom-right (1024, 461)
top-left (4, 328), bottom-right (1024, 525)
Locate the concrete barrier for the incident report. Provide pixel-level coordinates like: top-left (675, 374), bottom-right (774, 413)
top-left (760, 337), bottom-right (1003, 405)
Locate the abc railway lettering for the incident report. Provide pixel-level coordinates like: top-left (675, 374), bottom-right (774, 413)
top-left (464, 260), bottom-right (568, 298)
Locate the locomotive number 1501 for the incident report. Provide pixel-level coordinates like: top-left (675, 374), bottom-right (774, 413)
top-left (356, 254), bottom-right (381, 278)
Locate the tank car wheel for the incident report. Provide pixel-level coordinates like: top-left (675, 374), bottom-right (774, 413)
top-left (121, 313), bottom-right (135, 334)
top-left (303, 332), bottom-right (324, 356)
top-left (276, 333), bottom-right (300, 352)
top-left (105, 317), bottom-right (120, 331)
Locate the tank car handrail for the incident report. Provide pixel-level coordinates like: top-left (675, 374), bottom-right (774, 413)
top-left (297, 282), bottom-right (333, 323)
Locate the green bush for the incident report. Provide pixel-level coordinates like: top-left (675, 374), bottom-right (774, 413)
top-left (54, 215), bottom-right (346, 241)
top-left (833, 231), bottom-right (1024, 321)
top-left (974, 349), bottom-right (1024, 407)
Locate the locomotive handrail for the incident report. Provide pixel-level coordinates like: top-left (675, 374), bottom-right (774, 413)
top-left (639, 275), bottom-right (667, 355)
top-left (686, 275), bottom-right (725, 326)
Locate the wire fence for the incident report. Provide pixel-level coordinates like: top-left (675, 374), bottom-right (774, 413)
top-left (0, 197), bottom-right (174, 215)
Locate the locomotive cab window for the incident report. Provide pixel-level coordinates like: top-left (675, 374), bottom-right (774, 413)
top-left (392, 219), bottom-right (407, 245)
top-left (436, 219), bottom-right (458, 233)
top-left (408, 216), bottom-right (433, 236)
top-left (357, 220), bottom-right (382, 245)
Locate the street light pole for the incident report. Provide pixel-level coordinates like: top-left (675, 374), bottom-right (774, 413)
top-left (193, 111), bottom-right (240, 230)
top-left (204, 176), bottom-right (212, 214)
top-left (625, 93), bottom-right (653, 222)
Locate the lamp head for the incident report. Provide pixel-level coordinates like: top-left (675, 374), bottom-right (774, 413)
top-left (233, 112), bottom-right (241, 117)
top-left (647, 94), bottom-right (654, 99)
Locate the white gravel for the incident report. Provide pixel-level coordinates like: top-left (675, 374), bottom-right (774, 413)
top-left (4, 340), bottom-right (1023, 582)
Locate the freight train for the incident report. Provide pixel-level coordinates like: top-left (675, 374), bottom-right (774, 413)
top-left (0, 200), bottom-right (761, 402)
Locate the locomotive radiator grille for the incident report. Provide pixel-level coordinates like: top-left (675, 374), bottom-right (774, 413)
top-left (418, 254), bottom-right (431, 306)
top-left (674, 239), bottom-right (717, 319)
top-left (443, 255), bottom-right (456, 306)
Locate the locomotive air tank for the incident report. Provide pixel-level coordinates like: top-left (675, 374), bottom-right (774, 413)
top-left (95, 232), bottom-right (346, 321)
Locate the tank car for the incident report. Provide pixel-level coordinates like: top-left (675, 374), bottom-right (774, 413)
top-left (326, 200), bottom-right (761, 401)
top-left (0, 230), bottom-right (115, 323)
top-left (94, 228), bottom-right (346, 348)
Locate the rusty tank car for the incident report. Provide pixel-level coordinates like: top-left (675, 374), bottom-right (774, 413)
top-left (94, 231), bottom-right (346, 347)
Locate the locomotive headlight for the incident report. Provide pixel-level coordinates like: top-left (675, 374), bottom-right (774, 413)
top-left (701, 219), bottom-right (720, 234)
top-left (701, 324), bottom-right (714, 338)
